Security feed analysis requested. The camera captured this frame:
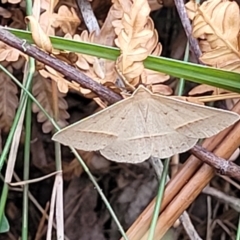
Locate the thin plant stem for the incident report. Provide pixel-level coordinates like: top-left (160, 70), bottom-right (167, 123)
top-left (0, 183), bottom-right (9, 225)
top-left (148, 158), bottom-right (170, 240)
top-left (0, 87), bottom-right (29, 171)
top-left (176, 41), bottom-right (189, 96)
top-left (51, 77), bottom-right (64, 239)
top-left (22, 90), bottom-right (31, 240)
top-left (237, 214), bottom-right (240, 240)
top-left (22, 0), bottom-right (35, 238)
top-left (22, 58), bottom-right (35, 240)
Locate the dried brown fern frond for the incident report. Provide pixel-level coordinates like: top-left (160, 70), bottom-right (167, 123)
top-left (59, 28), bottom-right (119, 97)
top-left (0, 9), bottom-right (26, 66)
top-left (51, 5), bottom-right (81, 35)
top-left (186, 0), bottom-right (240, 99)
top-left (0, 66), bottom-right (18, 133)
top-left (39, 67), bottom-right (70, 94)
top-left (114, 0), bottom-right (152, 84)
top-left (32, 1), bottom-right (120, 99)
top-left (32, 73), bottom-right (69, 133)
top-left (186, 0), bottom-right (240, 71)
top-left (113, 0), bottom-right (169, 91)
top-left (0, 41), bottom-right (26, 62)
top-left (140, 18), bottom-right (169, 90)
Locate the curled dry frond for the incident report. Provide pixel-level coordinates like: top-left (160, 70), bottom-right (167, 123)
top-left (0, 67), bottom-right (18, 132)
top-left (25, 16), bottom-right (53, 53)
top-left (32, 73), bottom-right (69, 133)
top-left (186, 0), bottom-right (240, 71)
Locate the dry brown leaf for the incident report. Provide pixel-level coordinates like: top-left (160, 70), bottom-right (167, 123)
top-left (9, 9), bottom-right (25, 29)
top-left (39, 11), bottom-right (55, 36)
top-left (36, 0), bottom-right (58, 37)
top-left (2, 0), bottom-right (21, 4)
top-left (188, 84), bottom-right (228, 96)
top-left (93, 0), bottom-right (121, 46)
top-left (63, 150), bottom-right (110, 181)
top-left (53, 2), bottom-right (119, 98)
top-left (39, 0), bottom-right (59, 11)
top-left (151, 84), bottom-right (172, 95)
top-left (0, 67), bottom-right (18, 132)
top-left (144, 19), bottom-right (161, 56)
top-left (62, 158), bottom-right (83, 180)
top-left (53, 51), bottom-right (78, 65)
top-left (186, 0), bottom-right (240, 71)
top-left (0, 41), bottom-right (25, 62)
top-left (32, 73), bottom-right (69, 133)
top-left (0, 7), bottom-right (12, 18)
top-left (64, 33), bottom-right (91, 71)
top-left (25, 16), bottom-right (53, 53)
top-left (51, 5), bottom-right (81, 35)
top-left (142, 69), bottom-right (169, 85)
top-left (174, 96), bottom-right (205, 105)
top-left (141, 18), bottom-right (169, 87)
top-left (11, 56), bottom-right (26, 70)
top-left (93, 58), bottom-right (105, 79)
top-left (114, 0), bottom-right (152, 84)
top-left (114, 0), bottom-right (169, 88)
top-left (39, 68), bottom-right (70, 94)
top-left (63, 32), bottom-right (117, 96)
top-left (148, 0), bottom-right (163, 11)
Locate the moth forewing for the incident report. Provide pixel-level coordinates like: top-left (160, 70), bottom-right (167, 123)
top-left (148, 93), bottom-right (240, 138)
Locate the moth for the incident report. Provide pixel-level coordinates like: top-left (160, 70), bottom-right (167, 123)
top-left (52, 85), bottom-right (239, 163)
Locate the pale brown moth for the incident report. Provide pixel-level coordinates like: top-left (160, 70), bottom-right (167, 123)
top-left (52, 85), bottom-right (239, 163)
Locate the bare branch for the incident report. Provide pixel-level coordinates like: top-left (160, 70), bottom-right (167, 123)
top-left (0, 28), bottom-right (122, 104)
top-left (174, 0), bottom-right (202, 62)
top-left (191, 145), bottom-right (240, 181)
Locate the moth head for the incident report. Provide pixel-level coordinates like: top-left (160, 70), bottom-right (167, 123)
top-left (133, 85), bottom-right (153, 98)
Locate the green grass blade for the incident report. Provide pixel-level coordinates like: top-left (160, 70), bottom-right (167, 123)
top-left (8, 28), bottom-right (240, 93)
top-left (0, 211), bottom-right (9, 233)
